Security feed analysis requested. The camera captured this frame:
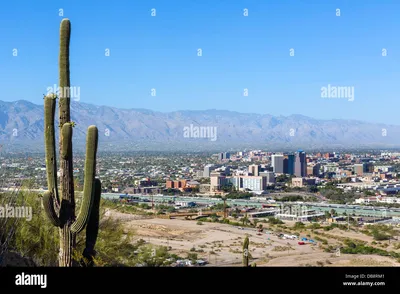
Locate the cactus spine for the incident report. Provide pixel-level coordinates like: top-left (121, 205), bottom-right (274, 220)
top-left (243, 236), bottom-right (249, 267)
top-left (43, 18), bottom-right (101, 267)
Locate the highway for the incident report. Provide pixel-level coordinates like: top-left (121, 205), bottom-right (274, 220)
top-left (2, 188), bottom-right (400, 217)
top-left (101, 192), bottom-right (400, 217)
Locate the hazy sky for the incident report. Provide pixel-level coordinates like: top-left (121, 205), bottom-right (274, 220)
top-left (0, 0), bottom-right (399, 124)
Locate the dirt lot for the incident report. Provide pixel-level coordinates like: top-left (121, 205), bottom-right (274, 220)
top-left (109, 211), bottom-right (400, 267)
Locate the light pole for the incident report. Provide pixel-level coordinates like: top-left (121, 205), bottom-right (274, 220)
top-left (373, 208), bottom-right (375, 224)
top-left (347, 212), bottom-right (350, 230)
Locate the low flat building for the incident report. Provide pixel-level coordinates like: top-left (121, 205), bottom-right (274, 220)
top-left (291, 177), bottom-right (316, 188)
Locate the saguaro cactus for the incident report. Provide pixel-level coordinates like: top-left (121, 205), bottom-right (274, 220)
top-left (243, 235), bottom-right (249, 267)
top-left (43, 18), bottom-right (101, 267)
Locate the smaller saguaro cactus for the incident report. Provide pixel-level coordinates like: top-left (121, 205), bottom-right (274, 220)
top-left (243, 235), bottom-right (249, 267)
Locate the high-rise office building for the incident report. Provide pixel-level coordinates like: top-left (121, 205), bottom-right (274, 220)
top-left (248, 164), bottom-right (260, 176)
top-left (218, 152), bottom-right (230, 161)
top-left (259, 171), bottom-right (276, 185)
top-left (307, 163), bottom-right (320, 176)
top-left (271, 154), bottom-right (284, 173)
top-left (363, 162), bottom-right (374, 173)
top-left (203, 164), bottom-right (216, 177)
top-left (353, 163), bottom-right (374, 176)
top-left (294, 150), bottom-right (306, 177)
top-left (287, 154), bottom-right (295, 175)
top-left (353, 164), bottom-right (364, 176)
top-left (210, 172), bottom-right (226, 192)
top-left (283, 154), bottom-right (295, 175)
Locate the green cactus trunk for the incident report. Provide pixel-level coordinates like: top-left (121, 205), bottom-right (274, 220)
top-left (43, 18), bottom-right (101, 267)
top-left (243, 236), bottom-right (249, 267)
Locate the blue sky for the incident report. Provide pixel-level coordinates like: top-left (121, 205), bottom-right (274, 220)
top-left (0, 0), bottom-right (399, 124)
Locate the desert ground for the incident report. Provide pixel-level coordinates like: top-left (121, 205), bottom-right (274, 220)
top-left (108, 210), bottom-right (400, 267)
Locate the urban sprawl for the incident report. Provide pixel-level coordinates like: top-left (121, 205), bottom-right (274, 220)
top-left (2, 149), bottom-right (400, 267)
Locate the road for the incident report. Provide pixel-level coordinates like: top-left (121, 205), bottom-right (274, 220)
top-left (101, 192), bottom-right (400, 217)
top-left (2, 188), bottom-right (400, 217)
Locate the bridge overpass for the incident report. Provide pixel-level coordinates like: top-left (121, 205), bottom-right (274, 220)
top-left (248, 209), bottom-right (279, 218)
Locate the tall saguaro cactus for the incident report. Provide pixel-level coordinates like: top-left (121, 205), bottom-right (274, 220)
top-left (243, 235), bottom-right (249, 267)
top-left (43, 18), bottom-right (101, 267)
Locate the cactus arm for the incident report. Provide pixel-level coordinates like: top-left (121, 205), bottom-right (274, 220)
top-left (86, 178), bottom-right (101, 249)
top-left (61, 123), bottom-right (73, 160)
top-left (71, 126), bottom-right (99, 234)
top-left (58, 122), bottom-right (74, 225)
top-left (43, 191), bottom-right (61, 227)
top-left (44, 95), bottom-right (60, 206)
top-left (81, 178), bottom-right (101, 266)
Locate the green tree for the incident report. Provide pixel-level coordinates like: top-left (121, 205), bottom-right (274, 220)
top-left (294, 222), bottom-right (305, 230)
top-left (324, 211), bottom-right (331, 219)
top-left (276, 175), bottom-right (288, 183)
top-left (240, 214), bottom-right (249, 226)
top-left (308, 185), bottom-right (318, 193)
top-left (253, 219), bottom-right (259, 228)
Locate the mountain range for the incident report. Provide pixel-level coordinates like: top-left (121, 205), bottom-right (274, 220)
top-left (0, 99), bottom-right (399, 152)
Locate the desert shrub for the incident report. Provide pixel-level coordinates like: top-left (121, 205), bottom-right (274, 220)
top-left (1, 191), bottom-right (179, 267)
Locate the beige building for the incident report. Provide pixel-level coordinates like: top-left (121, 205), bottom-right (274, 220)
top-left (292, 177), bottom-right (304, 187)
top-left (248, 164), bottom-right (260, 176)
top-left (291, 177), bottom-right (316, 187)
top-left (210, 172), bottom-right (226, 192)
